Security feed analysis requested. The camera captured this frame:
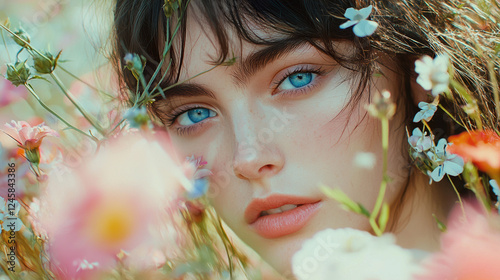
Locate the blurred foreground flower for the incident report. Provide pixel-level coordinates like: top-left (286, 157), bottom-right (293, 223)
top-left (38, 133), bottom-right (191, 278)
top-left (292, 228), bottom-right (423, 280)
top-left (416, 202), bottom-right (500, 280)
top-left (447, 130), bottom-right (500, 179)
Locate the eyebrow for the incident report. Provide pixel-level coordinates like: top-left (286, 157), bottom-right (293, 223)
top-left (232, 39), bottom-right (309, 85)
top-left (157, 39), bottom-right (308, 104)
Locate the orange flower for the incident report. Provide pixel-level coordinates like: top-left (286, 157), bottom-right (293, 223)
top-left (448, 130), bottom-right (500, 177)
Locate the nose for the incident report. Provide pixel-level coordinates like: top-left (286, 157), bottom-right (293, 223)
top-left (231, 114), bottom-right (285, 181)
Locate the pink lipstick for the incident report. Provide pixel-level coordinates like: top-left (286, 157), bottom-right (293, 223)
top-left (245, 194), bottom-right (322, 239)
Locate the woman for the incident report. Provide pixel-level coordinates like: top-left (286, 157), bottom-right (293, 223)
top-left (112, 0), bottom-right (499, 277)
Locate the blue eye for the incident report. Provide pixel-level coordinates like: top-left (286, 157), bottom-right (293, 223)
top-left (278, 72), bottom-right (317, 91)
top-left (178, 108), bottom-right (216, 126)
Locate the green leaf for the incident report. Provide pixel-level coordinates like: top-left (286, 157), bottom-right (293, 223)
top-left (320, 184), bottom-right (370, 217)
top-left (432, 214), bottom-right (447, 232)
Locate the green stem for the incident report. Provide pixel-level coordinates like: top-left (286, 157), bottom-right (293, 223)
top-left (487, 61), bottom-right (500, 121)
top-left (447, 174), bottom-right (467, 219)
top-left (0, 25), bottom-right (11, 61)
top-left (24, 84), bottom-right (92, 139)
top-left (438, 104), bottom-right (466, 129)
top-left (50, 72), bottom-right (105, 136)
top-left (370, 117), bottom-right (389, 236)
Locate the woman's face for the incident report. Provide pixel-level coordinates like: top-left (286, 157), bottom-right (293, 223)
top-left (160, 14), bottom-right (408, 274)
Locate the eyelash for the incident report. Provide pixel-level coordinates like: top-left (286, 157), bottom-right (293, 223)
top-left (272, 65), bottom-right (326, 96)
top-left (162, 105), bottom-right (210, 136)
top-left (164, 66), bottom-right (326, 136)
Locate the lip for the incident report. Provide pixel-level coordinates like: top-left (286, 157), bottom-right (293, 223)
top-left (245, 194), bottom-right (322, 239)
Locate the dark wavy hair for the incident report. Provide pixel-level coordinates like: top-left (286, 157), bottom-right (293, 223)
top-left (112, 0), bottom-right (500, 230)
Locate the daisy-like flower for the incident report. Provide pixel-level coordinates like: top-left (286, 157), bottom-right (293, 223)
top-left (427, 139), bottom-right (464, 183)
top-left (416, 203), bottom-right (500, 280)
top-left (447, 130), bottom-right (500, 178)
top-left (292, 228), bottom-right (423, 280)
top-left (408, 128), bottom-right (433, 153)
top-left (415, 54), bottom-right (450, 96)
top-left (413, 101), bottom-right (437, 123)
top-left (339, 5), bottom-right (379, 37)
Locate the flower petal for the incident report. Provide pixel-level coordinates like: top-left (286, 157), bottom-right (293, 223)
top-left (340, 20), bottom-right (358, 29)
top-left (431, 165), bottom-right (445, 182)
top-left (343, 7), bottom-right (358, 20)
top-left (358, 5), bottom-right (373, 19)
top-left (353, 20), bottom-right (378, 37)
top-left (443, 160), bottom-right (464, 176)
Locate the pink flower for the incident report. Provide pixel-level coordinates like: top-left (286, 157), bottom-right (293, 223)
top-left (38, 133), bottom-right (191, 278)
top-left (416, 202), bottom-right (500, 280)
top-left (3, 120), bottom-right (59, 151)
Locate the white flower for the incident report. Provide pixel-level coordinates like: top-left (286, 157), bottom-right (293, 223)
top-left (339, 5), bottom-right (378, 37)
top-left (427, 139), bottom-right (464, 182)
top-left (353, 152), bottom-right (376, 169)
top-left (415, 54), bottom-right (450, 96)
top-left (408, 128), bottom-right (433, 153)
top-left (413, 101), bottom-right (437, 123)
top-left (292, 228), bottom-right (423, 280)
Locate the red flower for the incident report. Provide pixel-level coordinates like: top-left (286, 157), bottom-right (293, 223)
top-left (448, 130), bottom-right (500, 177)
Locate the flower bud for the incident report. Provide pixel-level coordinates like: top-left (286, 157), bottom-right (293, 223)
top-left (163, 0), bottom-right (180, 18)
top-left (6, 61), bottom-right (31, 86)
top-left (365, 90), bottom-right (396, 119)
top-left (33, 51), bottom-right (60, 74)
top-left (12, 28), bottom-right (31, 48)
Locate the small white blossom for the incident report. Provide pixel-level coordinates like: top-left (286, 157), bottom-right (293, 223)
top-left (292, 228), bottom-right (423, 280)
top-left (408, 128), bottom-right (433, 153)
top-left (413, 101), bottom-right (437, 123)
top-left (415, 54), bottom-right (450, 96)
top-left (427, 139), bottom-right (464, 182)
top-left (353, 152), bottom-right (376, 169)
top-left (339, 5), bottom-right (378, 37)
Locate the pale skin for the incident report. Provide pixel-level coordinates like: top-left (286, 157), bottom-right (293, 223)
top-left (158, 11), bottom-right (457, 276)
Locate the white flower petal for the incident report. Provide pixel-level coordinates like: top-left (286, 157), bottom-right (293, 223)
top-left (340, 20), bottom-right (358, 29)
top-left (416, 76), bottom-right (432, 91)
top-left (431, 84), bottom-right (449, 96)
top-left (353, 20), bottom-right (378, 37)
top-left (435, 139), bottom-right (448, 156)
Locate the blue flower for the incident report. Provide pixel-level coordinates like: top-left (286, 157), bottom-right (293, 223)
top-left (339, 5), bottom-right (379, 37)
top-left (427, 139), bottom-right (464, 183)
top-left (413, 102), bottom-right (437, 123)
